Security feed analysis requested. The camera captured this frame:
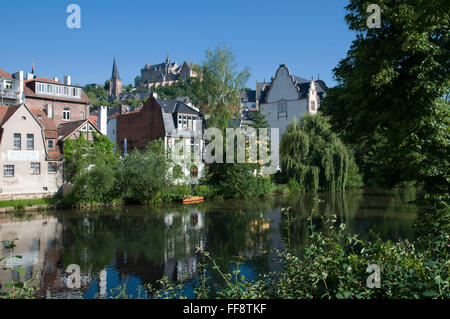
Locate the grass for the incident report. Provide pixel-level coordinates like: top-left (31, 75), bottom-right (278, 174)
top-left (0, 197), bottom-right (59, 209)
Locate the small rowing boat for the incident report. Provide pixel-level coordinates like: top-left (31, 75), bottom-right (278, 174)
top-left (183, 196), bottom-right (204, 204)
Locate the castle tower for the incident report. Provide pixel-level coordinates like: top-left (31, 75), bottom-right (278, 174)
top-left (109, 57), bottom-right (122, 100)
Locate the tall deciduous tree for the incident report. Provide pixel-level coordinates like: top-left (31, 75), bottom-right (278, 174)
top-left (200, 43), bottom-right (250, 131)
top-left (322, 0), bottom-right (449, 239)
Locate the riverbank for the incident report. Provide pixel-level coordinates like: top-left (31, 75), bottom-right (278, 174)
top-left (0, 198), bottom-right (61, 213)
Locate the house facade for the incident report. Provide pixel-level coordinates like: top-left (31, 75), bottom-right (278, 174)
top-left (23, 76), bottom-right (91, 126)
top-left (0, 68), bottom-right (24, 106)
top-left (258, 64), bottom-right (327, 140)
top-left (0, 104), bottom-right (63, 200)
top-left (116, 95), bottom-right (206, 182)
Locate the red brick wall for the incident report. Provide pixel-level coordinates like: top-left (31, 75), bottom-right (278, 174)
top-left (117, 96), bottom-right (166, 151)
top-left (25, 97), bottom-right (89, 126)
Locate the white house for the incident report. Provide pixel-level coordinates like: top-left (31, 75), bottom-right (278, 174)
top-left (258, 64), bottom-right (327, 142)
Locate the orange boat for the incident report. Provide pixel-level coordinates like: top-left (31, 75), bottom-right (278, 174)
top-left (183, 196), bottom-right (204, 204)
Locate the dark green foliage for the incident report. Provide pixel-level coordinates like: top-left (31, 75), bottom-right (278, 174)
top-left (116, 140), bottom-right (170, 204)
top-left (322, 0), bottom-right (449, 222)
top-left (203, 163), bottom-right (271, 199)
top-left (280, 113), bottom-right (363, 192)
top-left (70, 156), bottom-right (119, 204)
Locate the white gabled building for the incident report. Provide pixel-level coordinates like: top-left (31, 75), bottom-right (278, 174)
top-left (258, 64), bottom-right (327, 141)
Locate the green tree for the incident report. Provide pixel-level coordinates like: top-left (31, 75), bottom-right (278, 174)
top-left (280, 113), bottom-right (363, 192)
top-left (63, 133), bottom-right (116, 183)
top-left (116, 140), bottom-right (170, 204)
top-left (321, 0), bottom-right (449, 239)
top-left (200, 43), bottom-right (250, 131)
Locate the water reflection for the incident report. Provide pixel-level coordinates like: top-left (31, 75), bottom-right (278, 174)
top-left (0, 189), bottom-right (418, 298)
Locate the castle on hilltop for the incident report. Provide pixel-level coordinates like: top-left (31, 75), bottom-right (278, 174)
top-left (140, 55), bottom-right (199, 88)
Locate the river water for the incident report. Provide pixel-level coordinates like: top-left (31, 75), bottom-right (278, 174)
top-left (0, 188), bottom-right (419, 299)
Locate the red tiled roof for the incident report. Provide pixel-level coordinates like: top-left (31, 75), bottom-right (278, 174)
top-left (30, 108), bottom-right (57, 131)
top-left (0, 68), bottom-right (12, 78)
top-left (0, 105), bottom-right (20, 126)
top-left (25, 77), bottom-right (79, 86)
top-left (89, 115), bottom-right (98, 124)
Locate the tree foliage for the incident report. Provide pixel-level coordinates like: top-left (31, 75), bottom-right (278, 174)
top-left (321, 0), bottom-right (449, 239)
top-left (199, 43), bottom-right (250, 131)
top-left (280, 113), bottom-right (363, 191)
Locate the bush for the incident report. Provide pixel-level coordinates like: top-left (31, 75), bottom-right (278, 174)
top-left (69, 157), bottom-right (119, 205)
top-left (204, 163), bottom-right (272, 199)
top-left (116, 141), bottom-right (170, 204)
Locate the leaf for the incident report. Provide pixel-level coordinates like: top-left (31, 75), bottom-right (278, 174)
top-left (16, 267), bottom-right (25, 278)
top-left (422, 290), bottom-right (439, 297)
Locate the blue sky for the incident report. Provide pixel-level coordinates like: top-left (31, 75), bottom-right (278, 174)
top-left (1, 0), bottom-right (355, 88)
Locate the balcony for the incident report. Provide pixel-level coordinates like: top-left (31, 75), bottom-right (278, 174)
top-left (0, 89), bottom-right (19, 99)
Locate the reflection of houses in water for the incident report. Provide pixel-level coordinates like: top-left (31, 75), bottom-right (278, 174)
top-left (163, 208), bottom-right (205, 282)
top-left (0, 214), bottom-right (63, 296)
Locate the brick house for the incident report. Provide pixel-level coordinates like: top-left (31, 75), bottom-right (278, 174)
top-left (0, 104), bottom-right (63, 200)
top-left (116, 95), bottom-right (206, 181)
top-left (24, 76), bottom-right (91, 126)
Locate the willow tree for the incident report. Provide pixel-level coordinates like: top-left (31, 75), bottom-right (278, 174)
top-left (280, 113), bottom-right (362, 192)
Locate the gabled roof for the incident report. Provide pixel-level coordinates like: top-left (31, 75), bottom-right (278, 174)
top-left (156, 98), bottom-right (200, 115)
top-left (259, 65), bottom-right (327, 103)
top-left (0, 68), bottom-right (12, 78)
top-left (30, 108), bottom-right (58, 139)
top-left (57, 119), bottom-right (101, 141)
top-left (0, 105), bottom-right (21, 126)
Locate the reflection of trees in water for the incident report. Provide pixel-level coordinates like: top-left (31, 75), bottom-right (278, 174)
top-left (203, 200), bottom-right (272, 271)
top-left (58, 206), bottom-right (205, 286)
top-left (278, 188), bottom-right (418, 251)
top-left (56, 201), bottom-right (274, 293)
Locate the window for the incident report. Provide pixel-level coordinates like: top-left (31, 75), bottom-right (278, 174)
top-left (5, 80), bottom-right (13, 90)
top-left (31, 162), bottom-right (40, 175)
top-left (27, 134), bottom-right (34, 150)
top-left (47, 84), bottom-right (53, 94)
top-left (278, 99), bottom-right (288, 119)
top-left (48, 162), bottom-right (58, 174)
top-left (3, 165), bottom-right (14, 177)
top-left (13, 133), bottom-right (21, 149)
top-left (48, 139), bottom-right (54, 149)
top-left (72, 87), bottom-right (77, 97)
top-left (63, 86), bottom-right (69, 96)
top-left (311, 101), bottom-right (316, 111)
top-left (63, 108), bottom-right (71, 121)
top-left (80, 111), bottom-right (84, 120)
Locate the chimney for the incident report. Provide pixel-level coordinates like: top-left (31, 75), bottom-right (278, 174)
top-left (26, 73), bottom-right (34, 80)
top-left (120, 104), bottom-right (129, 115)
top-left (98, 106), bottom-right (108, 135)
top-left (64, 76), bottom-right (71, 85)
top-left (53, 77), bottom-right (59, 82)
